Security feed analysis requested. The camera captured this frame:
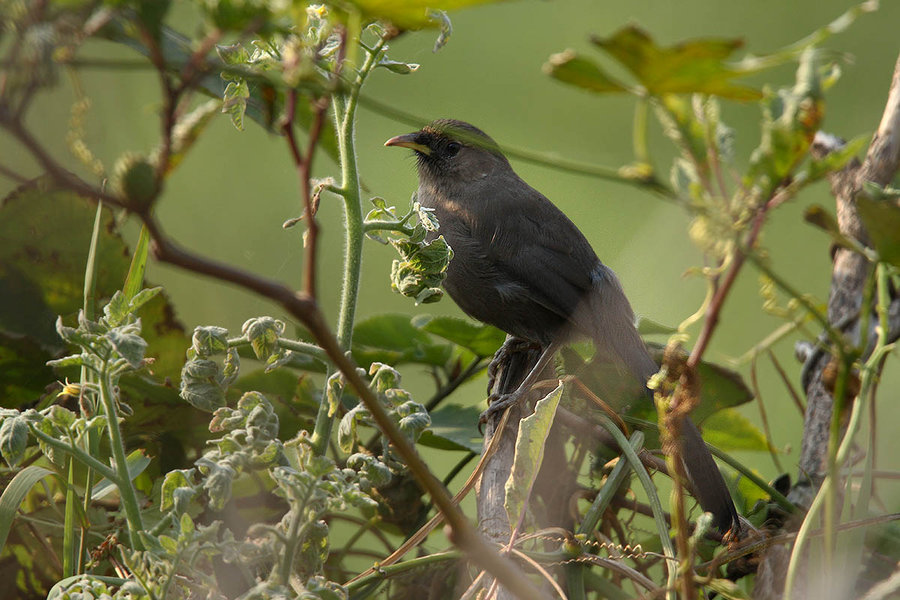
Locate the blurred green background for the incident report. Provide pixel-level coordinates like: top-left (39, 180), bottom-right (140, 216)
top-left (3, 0), bottom-right (899, 499)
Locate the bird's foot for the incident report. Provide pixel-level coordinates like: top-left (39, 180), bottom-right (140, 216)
top-left (486, 337), bottom-right (538, 395)
top-left (479, 389), bottom-right (525, 424)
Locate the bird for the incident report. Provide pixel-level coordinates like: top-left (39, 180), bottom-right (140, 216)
top-left (385, 118), bottom-right (740, 535)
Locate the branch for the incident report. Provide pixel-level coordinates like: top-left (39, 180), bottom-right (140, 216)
top-left (757, 50), bottom-right (900, 600)
top-left (1, 86), bottom-right (550, 600)
top-left (793, 51), bottom-right (900, 505)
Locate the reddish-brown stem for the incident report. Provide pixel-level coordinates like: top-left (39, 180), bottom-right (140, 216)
top-left (0, 81), bottom-right (548, 600)
top-left (282, 88), bottom-right (329, 299)
top-left (686, 197), bottom-right (775, 371)
top-left (768, 349), bottom-right (807, 415)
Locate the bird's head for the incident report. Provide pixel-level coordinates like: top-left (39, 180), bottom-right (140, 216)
top-left (385, 119), bottom-right (508, 183)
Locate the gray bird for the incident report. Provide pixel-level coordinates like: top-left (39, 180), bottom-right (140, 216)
top-left (386, 119), bottom-right (740, 535)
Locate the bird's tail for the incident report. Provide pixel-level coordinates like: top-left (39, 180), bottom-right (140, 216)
top-left (585, 263), bottom-right (740, 535)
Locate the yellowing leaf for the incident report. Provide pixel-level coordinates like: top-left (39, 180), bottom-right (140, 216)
top-left (504, 384), bottom-right (563, 525)
top-left (346, 0), bottom-right (507, 30)
top-left (543, 50), bottom-right (628, 94)
top-left (591, 26), bottom-right (761, 100)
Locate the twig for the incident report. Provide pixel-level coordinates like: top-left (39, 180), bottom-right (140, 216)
top-left (750, 354), bottom-right (785, 472)
top-left (282, 89), bottom-right (329, 298)
top-left (0, 161), bottom-right (31, 184)
top-left (768, 349), bottom-right (806, 415)
top-left (686, 196), bottom-right (774, 371)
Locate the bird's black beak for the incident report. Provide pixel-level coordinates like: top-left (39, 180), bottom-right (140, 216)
top-left (384, 132), bottom-right (431, 156)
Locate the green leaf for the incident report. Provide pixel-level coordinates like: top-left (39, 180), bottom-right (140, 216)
top-left (191, 326), bottom-right (229, 357)
top-left (377, 59), bottom-right (420, 74)
top-left (122, 226), bottom-right (151, 302)
top-left (746, 49), bottom-right (824, 197)
top-left (706, 577), bottom-right (751, 599)
top-left (592, 26), bottom-right (762, 100)
top-left (0, 331), bottom-right (54, 409)
top-left (635, 316), bottom-right (678, 336)
top-left (390, 234), bottom-right (453, 305)
top-left (413, 315), bottom-right (505, 357)
top-left (128, 287), bottom-right (162, 315)
top-left (856, 194), bottom-right (900, 268)
top-left (161, 469), bottom-right (195, 513)
top-left (0, 415), bottom-right (28, 468)
top-left (0, 466), bottom-right (56, 552)
top-left (90, 450), bottom-right (152, 500)
top-left (396, 402), bottom-right (431, 442)
top-left (345, 0), bottom-right (505, 30)
top-left (803, 134), bottom-right (867, 182)
top-left (803, 205), bottom-right (860, 251)
top-left (414, 202), bottom-right (440, 231)
top-left (179, 512), bottom-right (194, 535)
top-left (0, 182), bottom-right (191, 381)
top-left (504, 383), bottom-right (564, 525)
top-left (180, 370), bottom-right (226, 412)
top-left (242, 317), bottom-right (285, 361)
top-left (543, 50), bottom-right (628, 94)
top-left (222, 80), bottom-right (250, 130)
top-left (352, 314), bottom-right (452, 367)
top-left (338, 405), bottom-right (367, 454)
top-left (701, 408), bottom-right (769, 452)
top-left (692, 359), bottom-right (755, 422)
top-left (421, 403), bottom-right (482, 453)
top-left (158, 534), bottom-right (178, 554)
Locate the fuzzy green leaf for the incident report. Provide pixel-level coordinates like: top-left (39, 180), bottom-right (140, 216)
top-left (107, 328), bottom-right (148, 368)
top-left (0, 415), bottom-right (29, 468)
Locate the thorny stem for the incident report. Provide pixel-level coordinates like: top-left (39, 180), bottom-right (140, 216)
top-left (276, 476), bottom-right (318, 586)
top-left (333, 33), bottom-right (385, 347)
top-left (310, 33), bottom-right (388, 455)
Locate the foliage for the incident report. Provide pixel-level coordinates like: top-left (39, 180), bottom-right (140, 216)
top-left (0, 0), bottom-right (897, 599)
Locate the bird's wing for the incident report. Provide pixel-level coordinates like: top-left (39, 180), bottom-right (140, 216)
top-left (474, 174), bottom-right (599, 322)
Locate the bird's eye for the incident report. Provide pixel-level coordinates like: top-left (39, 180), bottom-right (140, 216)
top-left (445, 142), bottom-right (461, 157)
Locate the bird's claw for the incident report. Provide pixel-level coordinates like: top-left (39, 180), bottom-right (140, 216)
top-left (479, 389), bottom-right (524, 425)
top-left (486, 337), bottom-right (535, 396)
